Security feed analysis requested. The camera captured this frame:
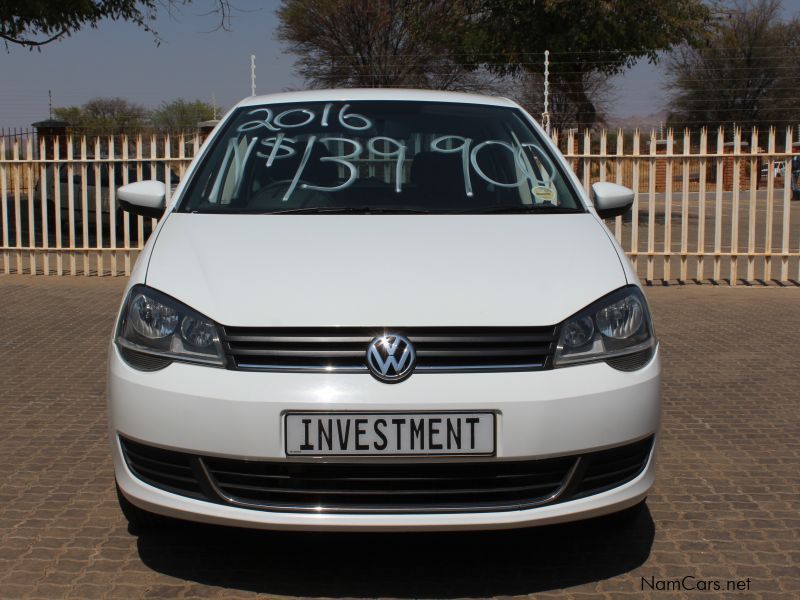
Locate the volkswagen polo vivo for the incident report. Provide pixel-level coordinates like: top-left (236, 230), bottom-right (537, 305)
top-left (109, 89), bottom-right (660, 531)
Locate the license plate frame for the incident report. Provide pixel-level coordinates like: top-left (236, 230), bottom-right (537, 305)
top-left (284, 411), bottom-right (497, 457)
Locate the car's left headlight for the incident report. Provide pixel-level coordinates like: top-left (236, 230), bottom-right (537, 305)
top-left (116, 285), bottom-right (225, 369)
top-left (554, 286), bottom-right (656, 370)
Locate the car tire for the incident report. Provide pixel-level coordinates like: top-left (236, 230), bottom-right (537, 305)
top-left (116, 481), bottom-right (165, 532)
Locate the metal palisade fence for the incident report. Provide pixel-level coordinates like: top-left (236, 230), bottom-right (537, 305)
top-left (0, 127), bottom-right (799, 284)
top-left (0, 132), bottom-right (199, 277)
top-left (556, 126), bottom-right (799, 285)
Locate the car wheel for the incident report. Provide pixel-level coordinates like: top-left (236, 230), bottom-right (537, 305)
top-left (115, 481), bottom-right (166, 532)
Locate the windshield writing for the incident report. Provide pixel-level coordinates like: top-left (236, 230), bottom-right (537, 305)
top-left (180, 101), bottom-right (581, 214)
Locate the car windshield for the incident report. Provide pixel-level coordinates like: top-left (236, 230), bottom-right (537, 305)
top-left (178, 101), bottom-right (585, 214)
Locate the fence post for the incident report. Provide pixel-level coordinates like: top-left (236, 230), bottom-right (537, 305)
top-left (663, 129), bottom-right (674, 283)
top-left (13, 138), bottom-right (22, 274)
top-left (680, 129), bottom-right (690, 283)
top-left (713, 127), bottom-right (724, 283)
top-left (39, 136), bottom-right (49, 275)
top-left (178, 133), bottom-right (187, 180)
top-left (647, 130), bottom-right (656, 283)
top-left (150, 133), bottom-right (158, 231)
top-left (582, 130), bottom-right (591, 194)
top-left (747, 127), bottom-right (758, 282)
top-left (25, 136), bottom-right (35, 274)
top-left (631, 130), bottom-right (641, 274)
top-left (599, 129), bottom-right (607, 184)
top-left (764, 128), bottom-right (776, 282)
top-left (1, 138), bottom-right (8, 274)
top-left (54, 137), bottom-right (62, 275)
top-left (164, 132), bottom-right (172, 207)
top-left (696, 128), bottom-right (707, 282)
top-left (109, 135), bottom-right (117, 276)
top-left (614, 129), bottom-right (624, 242)
top-left (67, 136), bottom-right (77, 275)
top-left (136, 134), bottom-right (144, 250)
top-left (80, 135), bottom-right (89, 275)
top-left (781, 127), bottom-right (792, 281)
top-left (729, 128), bottom-right (741, 285)
top-left (92, 136), bottom-right (99, 276)
top-left (122, 134), bottom-right (131, 276)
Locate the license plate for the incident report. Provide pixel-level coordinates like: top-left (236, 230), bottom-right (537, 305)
top-left (285, 412), bottom-right (495, 456)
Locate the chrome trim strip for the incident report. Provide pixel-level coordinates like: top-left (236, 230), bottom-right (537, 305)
top-left (232, 363), bottom-right (545, 373)
top-left (234, 363), bottom-right (369, 372)
top-left (414, 363), bottom-right (545, 372)
top-left (195, 456), bottom-right (581, 515)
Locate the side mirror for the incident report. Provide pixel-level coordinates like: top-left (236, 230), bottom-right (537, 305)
top-left (118, 180), bottom-right (166, 219)
top-left (591, 182), bottom-right (634, 219)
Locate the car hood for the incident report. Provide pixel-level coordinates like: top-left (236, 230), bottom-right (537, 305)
top-left (145, 213), bottom-right (627, 327)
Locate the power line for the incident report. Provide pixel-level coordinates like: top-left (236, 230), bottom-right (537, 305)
top-left (312, 45), bottom-right (800, 59)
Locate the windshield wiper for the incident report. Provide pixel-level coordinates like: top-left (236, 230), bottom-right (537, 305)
top-left (264, 206), bottom-right (431, 215)
top-left (451, 205), bottom-right (582, 215)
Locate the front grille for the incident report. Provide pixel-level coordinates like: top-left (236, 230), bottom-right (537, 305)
top-left (221, 326), bottom-right (558, 373)
top-left (572, 436), bottom-right (655, 499)
top-left (202, 454), bottom-right (575, 513)
top-left (120, 437), bottom-right (205, 500)
top-left (120, 435), bottom-right (654, 514)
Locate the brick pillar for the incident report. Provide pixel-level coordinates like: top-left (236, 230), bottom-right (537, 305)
top-left (197, 119), bottom-right (220, 143)
top-left (32, 118), bottom-right (69, 159)
top-left (722, 141), bottom-right (750, 191)
top-left (654, 139), bottom-right (673, 191)
top-left (789, 142), bottom-right (800, 189)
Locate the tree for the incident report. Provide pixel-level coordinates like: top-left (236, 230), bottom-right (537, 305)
top-left (0, 0), bottom-right (231, 49)
top-left (460, 0), bottom-right (711, 130)
top-left (152, 99), bottom-right (217, 131)
top-left (276, 0), bottom-right (483, 90)
top-left (54, 97), bottom-right (149, 135)
top-left (667, 0), bottom-right (800, 132)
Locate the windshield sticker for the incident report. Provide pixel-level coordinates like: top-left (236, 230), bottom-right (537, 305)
top-left (532, 185), bottom-right (556, 203)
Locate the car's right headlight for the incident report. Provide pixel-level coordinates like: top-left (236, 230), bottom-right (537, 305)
top-left (554, 286), bottom-right (656, 370)
top-left (115, 285), bottom-right (225, 370)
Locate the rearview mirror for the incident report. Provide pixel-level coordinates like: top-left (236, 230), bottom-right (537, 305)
top-left (591, 182), bottom-right (634, 219)
top-left (118, 180), bottom-right (166, 219)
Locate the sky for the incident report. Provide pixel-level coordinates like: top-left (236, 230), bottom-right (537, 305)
top-left (1, 0), bottom-right (799, 130)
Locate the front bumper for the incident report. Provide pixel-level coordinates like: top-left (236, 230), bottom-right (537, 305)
top-left (109, 344), bottom-right (661, 531)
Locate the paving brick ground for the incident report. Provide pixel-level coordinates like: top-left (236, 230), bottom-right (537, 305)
top-left (0, 276), bottom-right (797, 600)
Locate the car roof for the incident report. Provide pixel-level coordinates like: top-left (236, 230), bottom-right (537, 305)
top-left (235, 88), bottom-right (520, 109)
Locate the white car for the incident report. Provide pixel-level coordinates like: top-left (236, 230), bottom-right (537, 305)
top-left (109, 89), bottom-right (660, 532)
